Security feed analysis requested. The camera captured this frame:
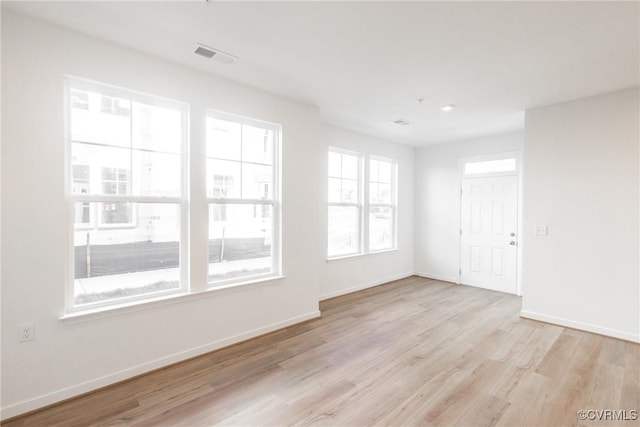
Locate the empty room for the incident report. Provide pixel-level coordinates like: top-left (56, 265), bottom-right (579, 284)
top-left (1, 1), bottom-right (638, 426)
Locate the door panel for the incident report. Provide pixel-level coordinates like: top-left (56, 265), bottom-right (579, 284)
top-left (460, 175), bottom-right (518, 294)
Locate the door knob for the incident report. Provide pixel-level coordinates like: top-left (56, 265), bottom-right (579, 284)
top-left (510, 241), bottom-right (516, 246)
top-left (510, 232), bottom-right (516, 237)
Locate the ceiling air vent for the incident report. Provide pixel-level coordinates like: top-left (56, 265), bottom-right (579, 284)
top-left (194, 44), bottom-right (237, 64)
top-left (392, 119), bottom-right (412, 126)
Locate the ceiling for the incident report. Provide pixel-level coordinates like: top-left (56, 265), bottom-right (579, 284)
top-left (4, 1), bottom-right (639, 146)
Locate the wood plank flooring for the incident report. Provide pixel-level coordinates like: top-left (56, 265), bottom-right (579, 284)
top-left (4, 276), bottom-right (639, 426)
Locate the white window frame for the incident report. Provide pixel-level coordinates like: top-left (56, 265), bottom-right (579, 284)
top-left (327, 149), bottom-right (398, 260)
top-left (327, 147), bottom-right (364, 259)
top-left (368, 155), bottom-right (397, 253)
top-left (206, 110), bottom-right (282, 287)
top-left (65, 77), bottom-right (189, 312)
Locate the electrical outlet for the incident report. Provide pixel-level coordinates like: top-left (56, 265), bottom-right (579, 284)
top-left (19, 323), bottom-right (35, 342)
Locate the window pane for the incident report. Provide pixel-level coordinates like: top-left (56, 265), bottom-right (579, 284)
top-left (242, 124), bottom-right (273, 165)
top-left (71, 143), bottom-right (129, 195)
top-left (341, 153), bottom-right (358, 179)
top-left (328, 205), bottom-right (360, 257)
top-left (464, 158), bottom-right (516, 175)
top-left (209, 203), bottom-right (273, 283)
top-left (101, 202), bottom-right (132, 225)
top-left (370, 159), bottom-right (380, 182)
top-left (328, 151), bottom-right (341, 178)
top-left (132, 103), bottom-right (182, 154)
top-left (242, 163), bottom-right (273, 200)
top-left (378, 183), bottom-right (392, 204)
top-left (74, 202), bottom-right (92, 226)
top-left (73, 165), bottom-right (91, 196)
top-left (378, 160), bottom-right (392, 183)
top-left (207, 117), bottom-right (241, 161)
top-left (369, 182), bottom-right (379, 204)
top-left (70, 90), bottom-right (89, 110)
top-left (207, 159), bottom-right (241, 198)
top-left (73, 203), bottom-right (181, 305)
top-left (328, 177), bottom-right (342, 203)
top-left (71, 92), bottom-right (130, 147)
top-left (132, 150), bottom-right (181, 197)
top-left (369, 206), bottom-right (393, 251)
top-left (341, 178), bottom-right (358, 203)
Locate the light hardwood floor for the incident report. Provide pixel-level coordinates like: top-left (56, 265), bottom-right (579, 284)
top-left (4, 276), bottom-right (639, 426)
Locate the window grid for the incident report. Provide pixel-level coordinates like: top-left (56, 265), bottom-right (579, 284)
top-left (206, 111), bottom-right (281, 287)
top-left (368, 156), bottom-right (397, 252)
top-left (328, 148), bottom-right (363, 258)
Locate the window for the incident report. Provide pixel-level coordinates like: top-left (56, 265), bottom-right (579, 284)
top-left (327, 149), bottom-right (397, 258)
top-left (328, 149), bottom-right (362, 257)
top-left (67, 78), bottom-right (187, 308)
top-left (464, 158), bottom-right (516, 175)
top-left (206, 112), bottom-right (280, 285)
top-left (369, 156), bottom-right (396, 251)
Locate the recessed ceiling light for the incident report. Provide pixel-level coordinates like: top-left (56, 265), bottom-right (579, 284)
top-left (392, 119), bottom-right (412, 126)
top-left (441, 104), bottom-right (455, 112)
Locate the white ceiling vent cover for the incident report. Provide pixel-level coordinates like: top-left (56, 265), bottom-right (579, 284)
top-left (194, 44), bottom-right (237, 64)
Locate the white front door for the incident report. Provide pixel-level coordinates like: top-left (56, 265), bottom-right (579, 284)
top-left (460, 175), bottom-right (518, 294)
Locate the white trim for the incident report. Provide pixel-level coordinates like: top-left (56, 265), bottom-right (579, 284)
top-left (414, 272), bottom-right (460, 284)
top-left (520, 310), bottom-right (640, 343)
top-left (1, 310), bottom-right (321, 420)
top-left (319, 272), bottom-right (413, 301)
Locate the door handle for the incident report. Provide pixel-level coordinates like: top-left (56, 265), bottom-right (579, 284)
top-left (510, 241), bottom-right (516, 246)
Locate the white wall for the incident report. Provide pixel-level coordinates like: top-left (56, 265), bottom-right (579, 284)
top-left (1, 11), bottom-right (327, 418)
top-left (318, 124), bottom-right (415, 300)
top-left (521, 88), bottom-right (640, 342)
top-left (414, 132), bottom-right (524, 282)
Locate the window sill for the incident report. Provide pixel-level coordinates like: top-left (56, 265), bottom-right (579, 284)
top-left (327, 248), bottom-right (398, 263)
top-left (60, 275), bottom-right (286, 324)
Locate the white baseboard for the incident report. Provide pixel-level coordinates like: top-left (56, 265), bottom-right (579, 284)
top-left (520, 310), bottom-right (640, 343)
top-left (414, 272), bottom-right (459, 284)
top-left (0, 310), bottom-right (321, 420)
top-left (319, 272), bottom-right (414, 301)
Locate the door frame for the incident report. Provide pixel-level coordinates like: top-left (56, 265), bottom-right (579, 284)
top-left (457, 151), bottom-right (523, 296)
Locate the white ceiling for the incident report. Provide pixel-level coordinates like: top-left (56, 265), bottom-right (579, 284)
top-left (4, 1), bottom-right (639, 146)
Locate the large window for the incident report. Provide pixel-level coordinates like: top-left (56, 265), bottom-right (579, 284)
top-left (67, 78), bottom-right (187, 308)
top-left (327, 149), bottom-right (397, 258)
top-left (206, 112), bottom-right (280, 285)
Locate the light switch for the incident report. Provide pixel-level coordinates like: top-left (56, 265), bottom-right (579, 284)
top-left (534, 225), bottom-right (548, 236)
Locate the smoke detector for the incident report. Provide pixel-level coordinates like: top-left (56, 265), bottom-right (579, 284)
top-left (194, 44), bottom-right (237, 64)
